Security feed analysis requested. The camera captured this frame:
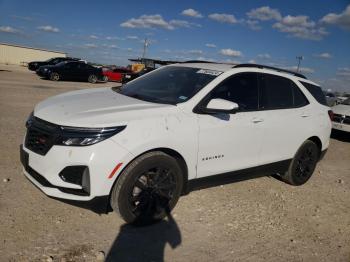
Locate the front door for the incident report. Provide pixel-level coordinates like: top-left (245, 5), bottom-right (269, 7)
top-left (196, 72), bottom-right (264, 178)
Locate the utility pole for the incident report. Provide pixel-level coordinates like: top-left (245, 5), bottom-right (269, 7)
top-left (296, 56), bottom-right (303, 72)
top-left (142, 38), bottom-right (149, 59)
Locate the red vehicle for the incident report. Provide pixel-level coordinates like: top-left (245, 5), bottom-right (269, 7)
top-left (103, 67), bottom-right (132, 82)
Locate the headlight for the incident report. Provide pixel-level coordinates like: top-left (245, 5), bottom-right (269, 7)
top-left (43, 68), bottom-right (48, 71)
top-left (58, 126), bottom-right (126, 146)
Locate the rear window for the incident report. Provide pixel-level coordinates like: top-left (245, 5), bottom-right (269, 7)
top-left (300, 81), bottom-right (327, 106)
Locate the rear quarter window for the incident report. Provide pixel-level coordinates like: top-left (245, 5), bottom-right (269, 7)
top-left (300, 81), bottom-right (327, 106)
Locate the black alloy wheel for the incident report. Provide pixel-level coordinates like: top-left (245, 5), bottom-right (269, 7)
top-left (282, 140), bottom-right (319, 186)
top-left (110, 151), bottom-right (183, 225)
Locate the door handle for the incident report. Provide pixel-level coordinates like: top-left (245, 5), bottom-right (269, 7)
top-left (301, 114), bottom-right (309, 118)
top-left (252, 118), bottom-right (264, 123)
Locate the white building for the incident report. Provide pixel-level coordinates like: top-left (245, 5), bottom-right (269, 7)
top-left (0, 43), bottom-right (66, 66)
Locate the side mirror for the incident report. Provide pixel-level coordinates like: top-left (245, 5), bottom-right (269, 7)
top-left (200, 98), bottom-right (239, 114)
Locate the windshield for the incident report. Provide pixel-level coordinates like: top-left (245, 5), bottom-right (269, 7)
top-left (341, 98), bottom-right (350, 105)
top-left (115, 66), bottom-right (220, 104)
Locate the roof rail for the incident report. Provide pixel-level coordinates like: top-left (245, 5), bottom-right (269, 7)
top-left (233, 64), bottom-right (307, 79)
top-left (182, 60), bottom-right (216, 64)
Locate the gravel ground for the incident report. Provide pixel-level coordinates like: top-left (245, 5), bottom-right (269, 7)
top-left (0, 65), bottom-right (349, 262)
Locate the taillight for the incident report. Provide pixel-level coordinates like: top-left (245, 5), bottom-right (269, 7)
top-left (328, 110), bottom-right (334, 121)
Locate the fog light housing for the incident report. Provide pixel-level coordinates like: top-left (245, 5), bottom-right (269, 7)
top-left (59, 166), bottom-right (90, 194)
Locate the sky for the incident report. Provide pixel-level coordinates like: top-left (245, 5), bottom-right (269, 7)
top-left (0, 0), bottom-right (350, 92)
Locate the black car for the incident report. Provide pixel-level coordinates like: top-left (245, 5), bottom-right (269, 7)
top-left (122, 67), bottom-right (154, 83)
top-left (37, 61), bottom-right (105, 83)
top-left (28, 57), bottom-right (80, 71)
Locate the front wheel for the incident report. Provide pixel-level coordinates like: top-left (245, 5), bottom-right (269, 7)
top-left (88, 74), bottom-right (97, 83)
top-left (49, 72), bottom-right (60, 81)
top-left (110, 151), bottom-right (183, 225)
top-left (281, 140), bottom-right (319, 186)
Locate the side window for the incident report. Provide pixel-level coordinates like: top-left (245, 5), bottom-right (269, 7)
top-left (291, 82), bottom-right (309, 107)
top-left (300, 81), bottom-right (327, 106)
top-left (210, 73), bottom-right (259, 111)
top-left (259, 74), bottom-right (294, 110)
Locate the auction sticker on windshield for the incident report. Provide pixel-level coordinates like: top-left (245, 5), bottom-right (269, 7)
top-left (196, 69), bottom-right (223, 76)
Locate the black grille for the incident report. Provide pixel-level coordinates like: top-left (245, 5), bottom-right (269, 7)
top-left (25, 117), bottom-right (59, 155)
top-left (333, 114), bottom-right (350, 125)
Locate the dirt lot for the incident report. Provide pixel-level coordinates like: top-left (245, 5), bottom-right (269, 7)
top-left (0, 64), bottom-right (349, 262)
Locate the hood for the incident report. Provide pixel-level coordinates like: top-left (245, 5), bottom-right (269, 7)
top-left (332, 104), bottom-right (350, 116)
top-left (34, 87), bottom-right (174, 127)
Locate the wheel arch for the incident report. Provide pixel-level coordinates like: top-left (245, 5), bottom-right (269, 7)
top-left (306, 136), bottom-right (322, 157)
top-left (107, 147), bottom-right (189, 209)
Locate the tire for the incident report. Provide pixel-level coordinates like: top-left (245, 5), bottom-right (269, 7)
top-left (110, 151), bottom-right (183, 225)
top-left (88, 74), bottom-right (97, 83)
top-left (281, 140), bottom-right (319, 186)
top-left (102, 75), bottom-right (109, 82)
top-left (49, 72), bottom-right (60, 81)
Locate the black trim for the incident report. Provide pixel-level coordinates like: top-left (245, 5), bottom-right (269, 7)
top-left (184, 159), bottom-right (291, 193)
top-left (234, 64), bottom-right (307, 79)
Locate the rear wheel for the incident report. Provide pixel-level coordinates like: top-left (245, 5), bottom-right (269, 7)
top-left (49, 72), bottom-right (60, 81)
top-left (88, 74), bottom-right (97, 83)
top-left (281, 140), bottom-right (319, 186)
top-left (110, 151), bottom-right (183, 225)
top-left (102, 75), bottom-right (109, 82)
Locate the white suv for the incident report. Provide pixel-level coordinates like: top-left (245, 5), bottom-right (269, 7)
top-left (20, 63), bottom-right (332, 224)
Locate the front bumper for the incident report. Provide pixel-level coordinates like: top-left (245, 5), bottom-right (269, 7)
top-left (20, 136), bottom-right (133, 201)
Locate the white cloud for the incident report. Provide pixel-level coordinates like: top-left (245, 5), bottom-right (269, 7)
top-left (89, 35), bottom-right (98, 39)
top-left (314, 52), bottom-right (332, 59)
top-left (273, 15), bottom-right (328, 40)
top-left (169, 20), bottom-right (201, 28)
top-left (247, 6), bottom-right (282, 21)
top-left (11, 15), bottom-right (33, 21)
top-left (186, 50), bottom-right (203, 55)
top-left (208, 13), bottom-right (237, 24)
top-left (257, 53), bottom-right (271, 59)
top-left (336, 67), bottom-right (350, 77)
top-left (205, 43), bottom-right (216, 48)
top-left (248, 59), bottom-right (256, 63)
top-left (0, 26), bottom-right (20, 34)
top-left (219, 48), bottom-right (242, 57)
top-left (320, 4), bottom-right (350, 30)
top-left (120, 14), bottom-right (199, 30)
top-left (120, 14), bottom-right (174, 30)
top-left (84, 43), bottom-right (97, 48)
top-left (224, 58), bottom-right (240, 64)
top-left (246, 20), bottom-right (261, 30)
top-left (37, 25), bottom-right (60, 33)
top-left (106, 36), bottom-right (123, 40)
top-left (181, 8), bottom-right (203, 18)
top-left (108, 44), bottom-right (118, 49)
top-left (126, 35), bottom-right (138, 40)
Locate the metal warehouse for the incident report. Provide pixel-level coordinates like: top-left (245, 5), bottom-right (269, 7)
top-left (0, 43), bottom-right (66, 66)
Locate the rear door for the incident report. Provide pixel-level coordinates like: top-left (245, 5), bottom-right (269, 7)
top-left (61, 62), bottom-right (80, 80)
top-left (257, 73), bottom-right (311, 164)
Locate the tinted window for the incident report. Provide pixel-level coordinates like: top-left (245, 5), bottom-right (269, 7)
top-left (259, 74), bottom-right (294, 110)
top-left (210, 73), bottom-right (259, 111)
top-left (300, 81), bottom-right (327, 106)
top-left (117, 66), bottom-right (218, 104)
top-left (291, 82), bottom-right (309, 107)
